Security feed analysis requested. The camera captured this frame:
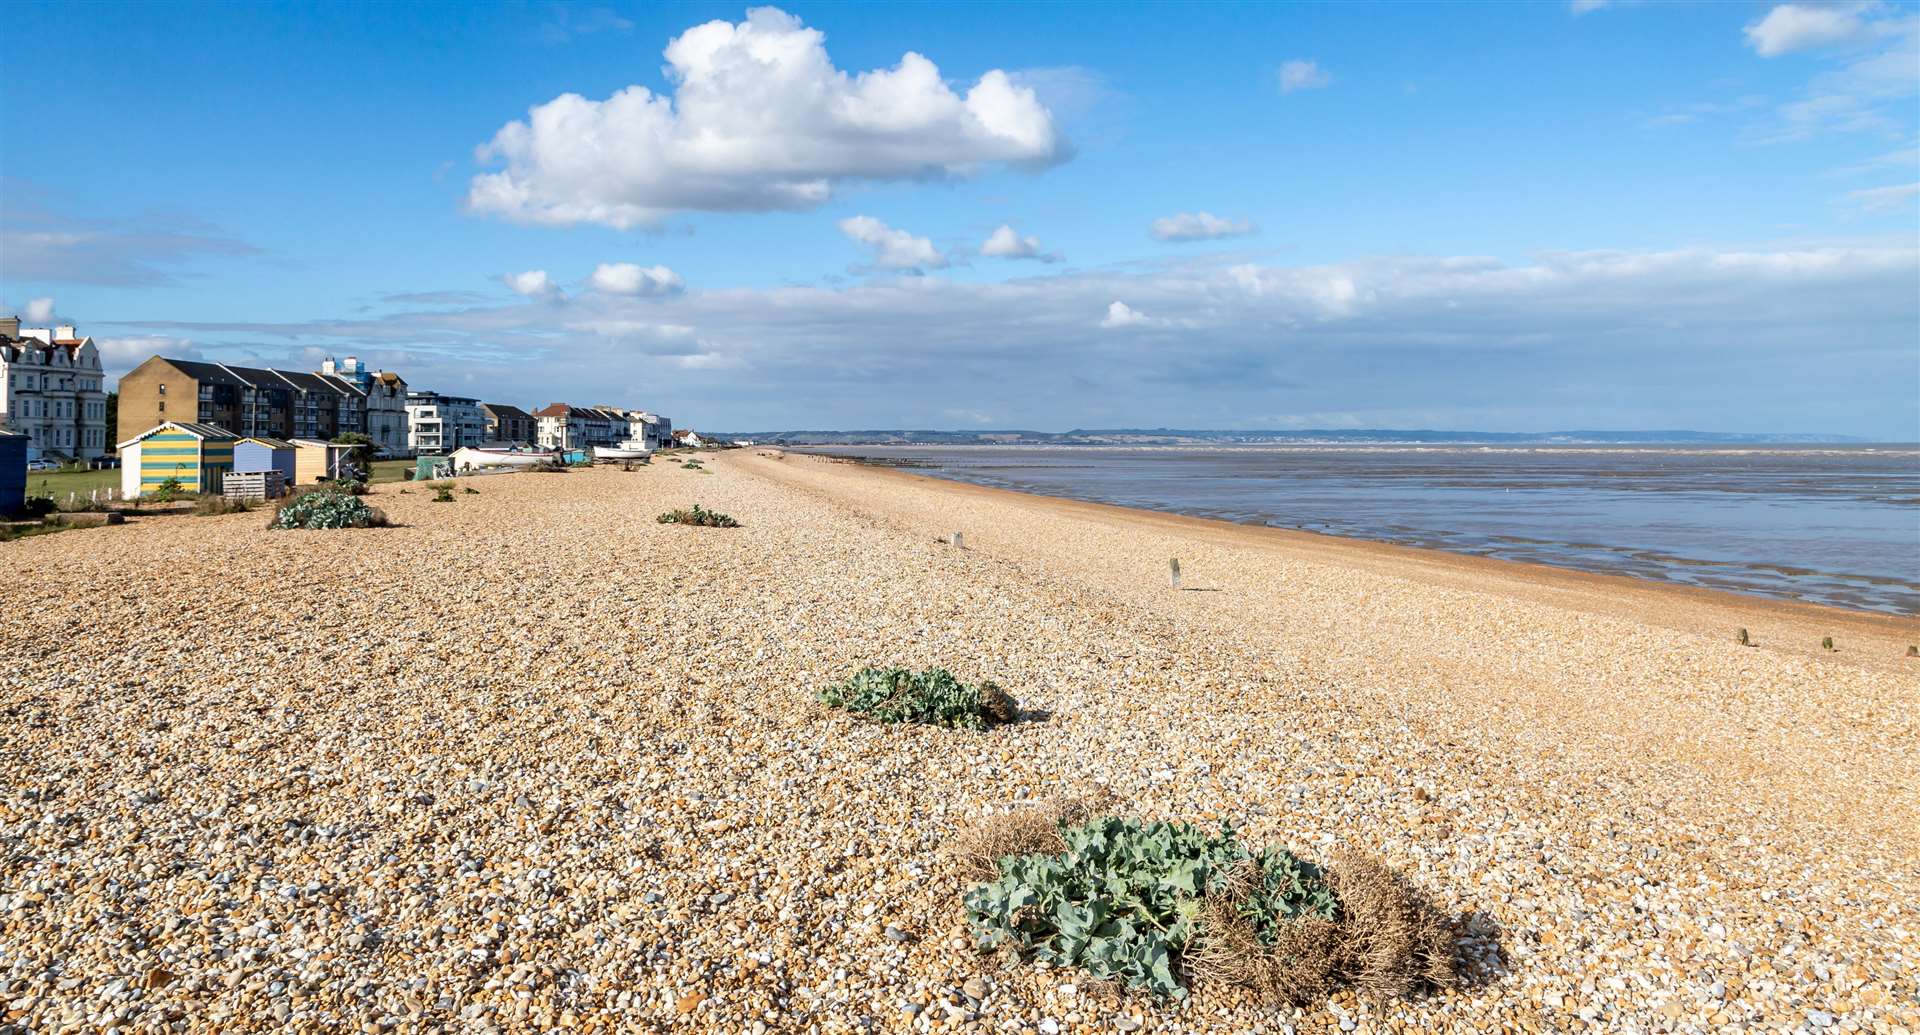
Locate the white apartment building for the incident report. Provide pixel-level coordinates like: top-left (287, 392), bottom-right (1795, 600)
top-left (405, 391), bottom-right (486, 454)
top-left (629, 411), bottom-right (673, 450)
top-left (321, 356), bottom-right (409, 456)
top-left (0, 317), bottom-right (109, 461)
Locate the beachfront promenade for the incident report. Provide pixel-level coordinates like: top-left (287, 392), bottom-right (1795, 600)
top-left (2, 453), bottom-right (1914, 1033)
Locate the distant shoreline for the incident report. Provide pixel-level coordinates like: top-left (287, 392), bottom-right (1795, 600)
top-left (783, 445), bottom-right (1920, 618)
top-left (718, 429), bottom-right (1890, 446)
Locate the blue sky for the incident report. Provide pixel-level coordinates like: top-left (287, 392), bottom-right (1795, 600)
top-left (2, 1), bottom-right (1916, 436)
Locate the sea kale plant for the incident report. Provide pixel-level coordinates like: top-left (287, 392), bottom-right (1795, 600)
top-left (656, 503), bottom-right (739, 527)
top-left (268, 490), bottom-right (388, 530)
top-left (818, 666), bottom-right (1017, 729)
top-left (965, 817), bottom-right (1337, 998)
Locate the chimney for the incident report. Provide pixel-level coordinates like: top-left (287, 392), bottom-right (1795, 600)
top-left (0, 316), bottom-right (17, 337)
top-left (55, 324), bottom-right (76, 341)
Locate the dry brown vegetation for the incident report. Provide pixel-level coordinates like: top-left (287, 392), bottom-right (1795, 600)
top-left (1188, 852), bottom-right (1456, 1005)
top-left (947, 790), bottom-right (1120, 880)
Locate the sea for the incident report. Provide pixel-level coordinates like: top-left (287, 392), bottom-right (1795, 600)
top-left (812, 444), bottom-right (1920, 615)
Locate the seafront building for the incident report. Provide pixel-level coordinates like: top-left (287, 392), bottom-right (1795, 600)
top-left (534, 404), bottom-right (598, 450)
top-left (405, 391), bottom-right (486, 454)
top-left (322, 356), bottom-right (408, 457)
top-left (0, 317), bottom-right (109, 461)
top-left (535, 403), bottom-right (673, 451)
top-left (629, 411), bottom-right (672, 450)
top-left (481, 403), bottom-right (536, 445)
top-left (119, 357), bottom-right (359, 445)
top-left (110, 352), bottom-right (671, 461)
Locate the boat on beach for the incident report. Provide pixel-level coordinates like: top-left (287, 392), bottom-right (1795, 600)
top-left (593, 442), bottom-right (653, 460)
top-left (446, 447), bottom-right (561, 472)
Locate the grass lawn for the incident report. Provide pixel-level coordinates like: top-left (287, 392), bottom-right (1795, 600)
top-left (369, 459), bottom-right (413, 484)
top-left (24, 467), bottom-right (119, 501)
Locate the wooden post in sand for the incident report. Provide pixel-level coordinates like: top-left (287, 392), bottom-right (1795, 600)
top-left (1169, 558), bottom-right (1182, 590)
top-left (952, 531), bottom-right (965, 550)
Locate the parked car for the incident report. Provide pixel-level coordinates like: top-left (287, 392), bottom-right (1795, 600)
top-left (88, 455), bottom-right (121, 469)
top-left (26, 459), bottom-right (60, 472)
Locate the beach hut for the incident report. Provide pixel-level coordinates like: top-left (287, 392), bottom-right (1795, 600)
top-left (0, 430), bottom-right (26, 517)
top-left (118, 422), bottom-right (237, 498)
top-left (291, 439), bottom-right (356, 484)
top-left (233, 437), bottom-right (297, 483)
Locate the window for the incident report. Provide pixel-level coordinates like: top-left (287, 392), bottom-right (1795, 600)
top-left (158, 383), bottom-right (167, 395)
top-left (158, 400), bottom-right (166, 413)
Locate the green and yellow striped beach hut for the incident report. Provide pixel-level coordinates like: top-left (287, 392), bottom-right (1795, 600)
top-left (118, 421), bottom-right (238, 498)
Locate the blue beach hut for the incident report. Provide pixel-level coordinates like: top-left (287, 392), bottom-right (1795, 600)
top-left (0, 430), bottom-right (25, 517)
top-left (233, 437), bottom-right (298, 483)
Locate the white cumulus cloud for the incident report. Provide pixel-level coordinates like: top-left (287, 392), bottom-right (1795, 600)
top-left (839, 216), bottom-right (949, 271)
top-left (1151, 211), bottom-right (1257, 242)
top-left (1100, 301), bottom-right (1152, 328)
top-left (93, 335), bottom-right (203, 377)
top-left (23, 297), bottom-right (56, 323)
top-left (1278, 59), bottom-right (1332, 94)
top-left (589, 262), bottom-right (686, 296)
top-left (502, 270), bottom-right (561, 298)
top-left (1745, 3), bottom-right (1878, 56)
top-left (468, 6), bottom-right (1069, 229)
top-left (980, 224), bottom-right (1059, 262)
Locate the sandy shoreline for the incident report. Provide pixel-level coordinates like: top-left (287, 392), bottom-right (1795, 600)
top-left (2, 453), bottom-right (1915, 1033)
top-left (811, 452), bottom-right (1920, 639)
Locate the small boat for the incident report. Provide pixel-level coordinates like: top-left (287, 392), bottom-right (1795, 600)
top-left (593, 442), bottom-right (653, 460)
top-left (447, 447), bottom-right (560, 470)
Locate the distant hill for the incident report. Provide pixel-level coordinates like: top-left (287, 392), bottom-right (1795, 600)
top-left (715, 428), bottom-right (1868, 446)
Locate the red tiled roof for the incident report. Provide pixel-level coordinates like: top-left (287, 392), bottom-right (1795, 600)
top-left (532, 403), bottom-right (572, 417)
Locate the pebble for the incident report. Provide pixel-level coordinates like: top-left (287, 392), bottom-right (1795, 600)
top-left (0, 456), bottom-right (1913, 1035)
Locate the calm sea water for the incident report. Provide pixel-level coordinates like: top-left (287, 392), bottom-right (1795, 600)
top-left (817, 445), bottom-right (1920, 615)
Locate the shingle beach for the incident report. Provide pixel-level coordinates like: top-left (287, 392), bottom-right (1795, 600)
top-left (3, 452), bottom-right (1916, 1034)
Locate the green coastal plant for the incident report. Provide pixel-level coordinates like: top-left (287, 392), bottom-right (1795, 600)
top-left (433, 486), bottom-right (455, 503)
top-left (1821, 636), bottom-right (1835, 652)
top-left (959, 806), bottom-right (1457, 1005)
top-left (462, 486), bottom-right (479, 495)
top-left (1735, 628), bottom-right (1751, 646)
top-left (656, 503), bottom-right (739, 527)
top-left (965, 817), bottom-right (1337, 998)
top-left (818, 666), bottom-right (1016, 729)
top-left (149, 476), bottom-right (184, 503)
top-left (268, 490), bottom-right (389, 530)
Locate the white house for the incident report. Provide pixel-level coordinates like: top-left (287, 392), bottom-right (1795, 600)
top-left (0, 317), bottom-right (109, 461)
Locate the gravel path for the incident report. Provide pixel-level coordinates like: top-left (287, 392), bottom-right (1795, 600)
top-left (2, 455), bottom-right (1914, 1034)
